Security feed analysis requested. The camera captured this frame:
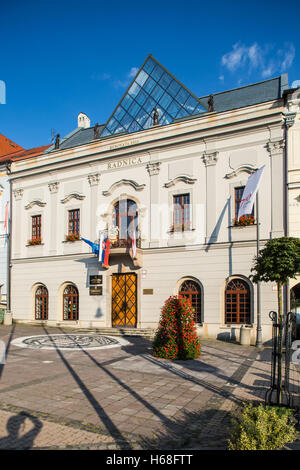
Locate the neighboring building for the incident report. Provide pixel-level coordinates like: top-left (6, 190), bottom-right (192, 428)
top-left (0, 143), bottom-right (50, 309)
top-left (8, 55), bottom-right (294, 343)
top-left (0, 134), bottom-right (23, 305)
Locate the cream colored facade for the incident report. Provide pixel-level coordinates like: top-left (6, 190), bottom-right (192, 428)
top-left (10, 96), bottom-right (294, 344)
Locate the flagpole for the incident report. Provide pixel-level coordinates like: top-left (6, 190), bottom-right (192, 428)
top-left (256, 191), bottom-right (262, 347)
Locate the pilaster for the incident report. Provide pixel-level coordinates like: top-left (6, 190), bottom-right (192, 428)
top-left (146, 162), bottom-right (161, 247)
top-left (203, 152), bottom-right (218, 244)
top-left (267, 139), bottom-right (285, 238)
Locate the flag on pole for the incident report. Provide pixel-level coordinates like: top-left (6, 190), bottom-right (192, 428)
top-left (238, 165), bottom-right (265, 220)
top-left (132, 228), bottom-right (136, 259)
top-left (4, 201), bottom-right (9, 233)
top-left (98, 231), bottom-right (104, 263)
top-left (100, 238), bottom-right (110, 268)
top-left (81, 237), bottom-right (99, 255)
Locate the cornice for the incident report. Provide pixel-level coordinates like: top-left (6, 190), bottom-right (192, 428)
top-left (225, 165), bottom-right (258, 179)
top-left (10, 104), bottom-right (285, 179)
top-left (60, 193), bottom-right (86, 204)
top-left (164, 176), bottom-right (197, 188)
top-left (102, 179), bottom-right (146, 196)
top-left (25, 200), bottom-right (47, 210)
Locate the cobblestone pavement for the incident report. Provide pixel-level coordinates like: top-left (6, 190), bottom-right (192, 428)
top-left (0, 323), bottom-right (299, 450)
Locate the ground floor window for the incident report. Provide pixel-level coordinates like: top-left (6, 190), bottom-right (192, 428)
top-left (35, 285), bottom-right (48, 320)
top-left (63, 285), bottom-right (79, 321)
top-left (179, 279), bottom-right (202, 323)
top-left (225, 278), bottom-right (251, 324)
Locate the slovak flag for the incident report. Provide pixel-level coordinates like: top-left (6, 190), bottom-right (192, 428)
top-left (100, 238), bottom-right (110, 268)
top-left (132, 228), bottom-right (136, 259)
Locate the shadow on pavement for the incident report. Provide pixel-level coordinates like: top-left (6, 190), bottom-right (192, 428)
top-left (0, 411), bottom-right (42, 450)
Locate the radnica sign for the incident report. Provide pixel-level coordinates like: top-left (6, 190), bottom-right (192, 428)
top-left (107, 156), bottom-right (143, 169)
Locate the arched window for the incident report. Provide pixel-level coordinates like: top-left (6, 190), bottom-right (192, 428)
top-left (63, 285), bottom-right (79, 321)
top-left (225, 278), bottom-right (251, 324)
top-left (35, 285), bottom-right (48, 320)
top-left (113, 199), bottom-right (138, 247)
top-left (179, 279), bottom-right (202, 323)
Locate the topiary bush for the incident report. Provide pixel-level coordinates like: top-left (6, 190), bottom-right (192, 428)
top-left (152, 296), bottom-right (201, 360)
top-left (228, 402), bottom-right (297, 450)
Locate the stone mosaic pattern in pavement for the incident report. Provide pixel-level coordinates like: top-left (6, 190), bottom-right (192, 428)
top-left (0, 324), bottom-right (299, 450)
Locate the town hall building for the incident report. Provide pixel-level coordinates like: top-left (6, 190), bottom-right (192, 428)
top-left (7, 55), bottom-right (300, 343)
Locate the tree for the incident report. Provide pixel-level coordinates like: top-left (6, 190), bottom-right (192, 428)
top-left (250, 237), bottom-right (300, 321)
top-left (152, 296), bottom-right (201, 360)
top-left (250, 237), bottom-right (300, 404)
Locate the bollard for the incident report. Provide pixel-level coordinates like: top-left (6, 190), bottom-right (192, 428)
top-left (240, 325), bottom-right (251, 346)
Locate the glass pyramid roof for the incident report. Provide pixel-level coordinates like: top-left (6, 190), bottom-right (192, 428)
top-left (101, 55), bottom-right (208, 137)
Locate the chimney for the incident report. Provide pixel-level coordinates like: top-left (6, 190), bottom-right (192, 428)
top-left (77, 112), bottom-right (91, 129)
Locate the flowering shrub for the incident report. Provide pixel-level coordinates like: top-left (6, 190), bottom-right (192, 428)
top-left (234, 215), bottom-right (256, 226)
top-left (152, 296), bottom-right (201, 360)
top-left (65, 233), bottom-right (80, 242)
top-left (228, 402), bottom-right (297, 450)
top-left (28, 237), bottom-right (42, 245)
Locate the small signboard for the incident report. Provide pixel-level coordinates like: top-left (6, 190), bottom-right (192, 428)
top-left (143, 289), bottom-right (154, 295)
top-left (89, 275), bottom-right (103, 285)
top-left (89, 285), bottom-right (103, 296)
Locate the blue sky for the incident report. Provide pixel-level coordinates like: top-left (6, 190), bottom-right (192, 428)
top-left (1, 0), bottom-right (299, 149)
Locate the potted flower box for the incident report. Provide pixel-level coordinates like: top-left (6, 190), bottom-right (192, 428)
top-left (28, 237), bottom-right (42, 246)
top-left (65, 233), bottom-right (81, 242)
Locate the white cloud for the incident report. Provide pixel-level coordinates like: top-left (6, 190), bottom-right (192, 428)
top-left (221, 42), bottom-right (295, 81)
top-left (128, 67), bottom-right (139, 78)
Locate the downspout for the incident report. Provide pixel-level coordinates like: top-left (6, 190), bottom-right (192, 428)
top-left (5, 161), bottom-right (12, 317)
top-left (283, 109), bottom-right (296, 315)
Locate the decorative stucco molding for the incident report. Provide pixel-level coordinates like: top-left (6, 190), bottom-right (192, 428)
top-left (88, 173), bottom-right (100, 186)
top-left (225, 165), bottom-right (258, 179)
top-left (25, 200), bottom-right (47, 210)
top-left (13, 188), bottom-right (24, 200)
top-left (146, 162), bottom-right (161, 176)
top-left (60, 193), bottom-right (86, 204)
top-left (284, 112), bottom-right (296, 128)
top-left (48, 182), bottom-right (60, 194)
top-left (164, 176), bottom-right (197, 188)
top-left (202, 152), bottom-right (218, 167)
top-left (267, 140), bottom-right (285, 156)
top-left (102, 179), bottom-right (146, 196)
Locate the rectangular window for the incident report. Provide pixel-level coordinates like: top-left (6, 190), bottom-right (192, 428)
top-left (173, 194), bottom-right (190, 231)
top-left (68, 209), bottom-right (80, 235)
top-left (32, 215), bottom-right (41, 239)
top-left (234, 186), bottom-right (254, 219)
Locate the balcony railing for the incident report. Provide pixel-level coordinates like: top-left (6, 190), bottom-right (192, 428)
top-left (110, 235), bottom-right (141, 249)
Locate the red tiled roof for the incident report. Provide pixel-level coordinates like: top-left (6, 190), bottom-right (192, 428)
top-left (0, 144), bottom-right (51, 163)
top-left (0, 133), bottom-right (23, 157)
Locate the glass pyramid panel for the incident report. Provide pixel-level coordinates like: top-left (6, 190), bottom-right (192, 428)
top-left (101, 55), bottom-right (208, 138)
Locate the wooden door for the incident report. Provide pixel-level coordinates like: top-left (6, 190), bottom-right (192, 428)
top-left (112, 273), bottom-right (137, 327)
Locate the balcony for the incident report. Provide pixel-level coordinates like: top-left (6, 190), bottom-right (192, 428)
top-left (110, 235), bottom-right (143, 267)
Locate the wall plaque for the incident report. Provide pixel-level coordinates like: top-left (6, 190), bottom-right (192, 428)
top-left (89, 285), bottom-right (102, 296)
top-left (143, 289), bottom-right (153, 295)
top-left (89, 275), bottom-right (103, 285)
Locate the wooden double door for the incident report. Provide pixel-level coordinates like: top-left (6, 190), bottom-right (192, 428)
top-left (112, 273), bottom-right (137, 327)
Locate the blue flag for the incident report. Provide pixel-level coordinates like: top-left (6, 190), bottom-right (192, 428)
top-left (81, 237), bottom-right (100, 255)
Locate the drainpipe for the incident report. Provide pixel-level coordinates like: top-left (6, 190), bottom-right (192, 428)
top-left (4, 161), bottom-right (12, 324)
top-left (283, 110), bottom-right (296, 315)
